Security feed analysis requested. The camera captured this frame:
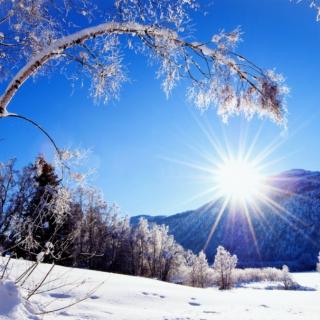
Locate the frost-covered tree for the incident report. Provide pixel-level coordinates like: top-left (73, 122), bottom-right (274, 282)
top-left (0, 156), bottom-right (81, 264)
top-left (0, 0), bottom-right (288, 139)
top-left (196, 251), bottom-right (212, 288)
top-left (0, 159), bottom-right (17, 245)
top-left (150, 224), bottom-right (183, 281)
top-left (188, 250), bottom-right (211, 288)
top-left (10, 157), bottom-right (78, 262)
top-left (103, 209), bottom-right (131, 273)
top-left (127, 220), bottom-right (183, 280)
top-left (130, 218), bottom-right (150, 276)
top-left (74, 187), bottom-right (108, 269)
top-left (317, 252), bottom-right (320, 272)
top-left (213, 245), bottom-right (237, 290)
top-left (11, 156), bottom-right (59, 259)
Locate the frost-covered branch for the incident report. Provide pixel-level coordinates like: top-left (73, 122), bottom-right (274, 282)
top-left (310, 0), bottom-right (320, 19)
top-left (294, 0), bottom-right (320, 20)
top-left (0, 22), bottom-right (288, 124)
top-left (0, 22), bottom-right (177, 113)
top-left (0, 0), bottom-right (289, 137)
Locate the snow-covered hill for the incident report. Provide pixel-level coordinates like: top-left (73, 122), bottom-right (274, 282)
top-left (1, 259), bottom-right (320, 319)
top-left (132, 169), bottom-right (320, 270)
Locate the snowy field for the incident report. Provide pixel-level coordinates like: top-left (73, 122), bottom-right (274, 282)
top-left (1, 259), bottom-right (319, 320)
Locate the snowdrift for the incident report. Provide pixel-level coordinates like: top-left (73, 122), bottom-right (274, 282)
top-left (0, 259), bottom-right (319, 319)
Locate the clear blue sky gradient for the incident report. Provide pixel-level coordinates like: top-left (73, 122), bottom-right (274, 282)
top-left (1, 0), bottom-right (320, 215)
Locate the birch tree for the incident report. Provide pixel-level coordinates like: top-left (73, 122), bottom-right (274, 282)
top-left (0, 0), bottom-right (288, 147)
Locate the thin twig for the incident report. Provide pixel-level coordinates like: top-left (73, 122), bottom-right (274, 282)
top-left (27, 263), bottom-right (55, 300)
top-left (15, 261), bottom-right (38, 285)
top-left (5, 113), bottom-right (61, 158)
top-left (0, 256), bottom-right (11, 280)
top-left (36, 282), bottom-right (104, 315)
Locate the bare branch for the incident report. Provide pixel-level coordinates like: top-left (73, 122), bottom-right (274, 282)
top-left (4, 113), bottom-right (61, 158)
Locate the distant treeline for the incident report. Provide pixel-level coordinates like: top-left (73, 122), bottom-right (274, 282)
top-left (0, 157), bottom-right (318, 289)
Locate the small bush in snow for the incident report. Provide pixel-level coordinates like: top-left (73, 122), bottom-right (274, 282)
top-left (233, 267), bottom-right (284, 285)
top-left (213, 246), bottom-right (237, 290)
top-left (281, 265), bottom-right (294, 290)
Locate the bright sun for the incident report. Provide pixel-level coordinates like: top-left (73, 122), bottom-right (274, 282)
top-left (215, 158), bottom-right (265, 204)
top-left (163, 124), bottom-right (284, 251)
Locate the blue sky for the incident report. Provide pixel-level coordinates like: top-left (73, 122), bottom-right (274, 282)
top-left (1, 0), bottom-right (320, 216)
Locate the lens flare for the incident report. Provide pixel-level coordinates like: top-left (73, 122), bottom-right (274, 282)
top-left (160, 116), bottom-right (309, 253)
top-left (215, 157), bottom-right (266, 204)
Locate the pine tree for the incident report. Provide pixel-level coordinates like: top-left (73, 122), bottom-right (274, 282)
top-left (14, 156), bottom-right (61, 260)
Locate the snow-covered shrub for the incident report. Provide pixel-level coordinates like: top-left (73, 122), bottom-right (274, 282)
top-left (233, 267), bottom-right (284, 285)
top-left (213, 246), bottom-right (237, 290)
top-left (233, 266), bottom-right (303, 290)
top-left (281, 265), bottom-right (294, 290)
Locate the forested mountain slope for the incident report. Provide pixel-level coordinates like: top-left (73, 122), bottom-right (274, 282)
top-left (132, 170), bottom-right (320, 270)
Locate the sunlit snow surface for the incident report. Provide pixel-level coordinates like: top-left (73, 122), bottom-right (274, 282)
top-left (2, 259), bottom-right (320, 320)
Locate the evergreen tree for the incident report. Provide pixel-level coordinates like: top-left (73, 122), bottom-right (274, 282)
top-left (14, 156), bottom-right (61, 260)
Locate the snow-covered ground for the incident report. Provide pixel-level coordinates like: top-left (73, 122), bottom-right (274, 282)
top-left (1, 259), bottom-right (319, 320)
